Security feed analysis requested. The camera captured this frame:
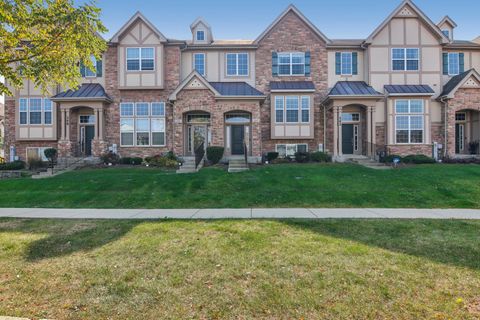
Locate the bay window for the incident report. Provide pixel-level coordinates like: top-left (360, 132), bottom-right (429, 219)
top-left (120, 102), bottom-right (166, 147)
top-left (395, 100), bottom-right (424, 144)
top-left (274, 96), bottom-right (311, 123)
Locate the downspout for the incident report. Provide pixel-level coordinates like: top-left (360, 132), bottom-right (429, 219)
top-left (322, 103), bottom-right (327, 152)
top-left (440, 96), bottom-right (449, 158)
top-left (167, 100), bottom-right (175, 153)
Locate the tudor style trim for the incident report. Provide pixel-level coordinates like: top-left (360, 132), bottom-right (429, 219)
top-left (364, 0), bottom-right (450, 45)
top-left (254, 4), bottom-right (331, 44)
top-left (168, 70), bottom-right (221, 101)
top-left (110, 11), bottom-right (168, 43)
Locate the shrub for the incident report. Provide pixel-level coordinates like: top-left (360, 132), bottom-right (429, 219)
top-left (0, 160), bottom-right (26, 171)
top-left (310, 151), bottom-right (331, 163)
top-left (100, 151), bottom-right (119, 165)
top-left (402, 154), bottom-right (436, 164)
top-left (144, 155), bottom-right (178, 168)
top-left (165, 151), bottom-right (178, 161)
top-left (119, 157), bottom-right (143, 165)
top-left (272, 157), bottom-right (292, 164)
top-left (206, 146), bottom-right (224, 164)
top-left (383, 154), bottom-right (402, 164)
top-left (27, 157), bottom-right (46, 170)
top-left (266, 152), bottom-right (279, 162)
top-left (294, 152), bottom-right (310, 163)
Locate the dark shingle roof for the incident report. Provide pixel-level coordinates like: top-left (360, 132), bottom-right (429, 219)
top-left (270, 81), bottom-right (315, 91)
top-left (209, 82), bottom-right (264, 96)
top-left (329, 81), bottom-right (382, 96)
top-left (440, 69), bottom-right (473, 97)
top-left (445, 40), bottom-right (480, 48)
top-left (384, 84), bottom-right (435, 95)
top-left (52, 83), bottom-right (112, 101)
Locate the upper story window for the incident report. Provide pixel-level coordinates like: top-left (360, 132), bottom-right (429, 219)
top-left (226, 53), bottom-right (248, 76)
top-left (335, 52), bottom-right (358, 76)
top-left (126, 47), bottom-right (155, 71)
top-left (19, 98), bottom-right (52, 125)
top-left (442, 30), bottom-right (450, 38)
top-left (278, 52), bottom-right (305, 76)
top-left (120, 102), bottom-right (166, 147)
top-left (341, 52), bottom-right (352, 75)
top-left (395, 99), bottom-right (424, 144)
top-left (392, 48), bottom-right (419, 71)
top-left (443, 52), bottom-right (464, 76)
top-left (274, 95), bottom-right (310, 123)
top-left (196, 30), bottom-right (205, 41)
top-left (194, 53), bottom-right (206, 76)
top-left (80, 55), bottom-right (102, 78)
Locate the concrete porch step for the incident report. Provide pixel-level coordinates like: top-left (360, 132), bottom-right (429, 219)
top-left (228, 158), bottom-right (248, 173)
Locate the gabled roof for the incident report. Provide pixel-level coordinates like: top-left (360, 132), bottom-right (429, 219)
top-left (110, 11), bottom-right (167, 43)
top-left (209, 82), bottom-right (264, 97)
top-left (329, 81), bottom-right (382, 97)
top-left (438, 15), bottom-right (457, 28)
top-left (384, 85), bottom-right (435, 96)
top-left (51, 83), bottom-right (112, 102)
top-left (169, 71), bottom-right (220, 101)
top-left (365, 0), bottom-right (450, 45)
top-left (270, 81), bottom-right (315, 92)
top-left (190, 17), bottom-right (211, 30)
top-left (440, 69), bottom-right (480, 99)
top-left (254, 4), bottom-right (330, 44)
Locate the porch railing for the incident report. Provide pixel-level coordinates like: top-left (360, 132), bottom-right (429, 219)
top-left (243, 142), bottom-right (248, 165)
top-left (194, 142), bottom-right (205, 169)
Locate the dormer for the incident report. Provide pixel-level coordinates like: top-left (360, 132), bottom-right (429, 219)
top-left (190, 18), bottom-right (213, 44)
top-left (437, 16), bottom-right (457, 41)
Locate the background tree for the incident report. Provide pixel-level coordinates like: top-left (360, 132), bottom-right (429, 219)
top-left (0, 0), bottom-right (107, 95)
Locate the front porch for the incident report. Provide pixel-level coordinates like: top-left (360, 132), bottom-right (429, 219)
top-left (51, 83), bottom-right (112, 158)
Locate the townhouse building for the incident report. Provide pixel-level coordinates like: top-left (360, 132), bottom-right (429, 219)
top-left (4, 0), bottom-right (480, 163)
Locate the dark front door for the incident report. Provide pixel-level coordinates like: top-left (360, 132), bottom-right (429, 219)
top-left (342, 124), bottom-right (354, 155)
top-left (231, 125), bottom-right (245, 155)
top-left (85, 125), bottom-right (95, 156)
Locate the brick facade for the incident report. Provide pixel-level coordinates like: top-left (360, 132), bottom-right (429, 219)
top-left (255, 11), bottom-right (329, 154)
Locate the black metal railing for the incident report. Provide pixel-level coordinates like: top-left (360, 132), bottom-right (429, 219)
top-left (243, 142), bottom-right (248, 165)
top-left (194, 142), bottom-right (205, 169)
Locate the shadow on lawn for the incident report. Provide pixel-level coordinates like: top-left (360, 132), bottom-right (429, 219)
top-left (282, 219), bottom-right (480, 270)
top-left (0, 218), bottom-right (140, 261)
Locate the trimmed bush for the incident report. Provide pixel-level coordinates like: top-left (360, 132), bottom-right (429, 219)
top-left (383, 154), bottom-right (402, 164)
top-left (294, 152), bottom-right (310, 163)
top-left (100, 151), bottom-right (119, 165)
top-left (27, 157), bottom-right (46, 170)
top-left (402, 155), bottom-right (436, 164)
top-left (206, 146), bottom-right (224, 164)
top-left (144, 155), bottom-right (178, 168)
top-left (266, 152), bottom-right (279, 162)
top-left (0, 160), bottom-right (26, 171)
top-left (119, 157), bottom-right (143, 165)
top-left (310, 151), bottom-right (331, 163)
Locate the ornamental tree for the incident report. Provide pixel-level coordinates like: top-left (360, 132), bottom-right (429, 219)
top-left (0, 0), bottom-right (107, 95)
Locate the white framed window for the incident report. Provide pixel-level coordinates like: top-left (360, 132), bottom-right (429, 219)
top-left (301, 96), bottom-right (310, 123)
top-left (341, 113), bottom-right (360, 122)
top-left (274, 96), bottom-right (311, 123)
top-left (226, 53), bottom-right (248, 76)
top-left (278, 52), bottom-right (305, 76)
top-left (79, 115), bottom-right (95, 124)
top-left (448, 53), bottom-right (460, 75)
top-left (274, 96), bottom-right (284, 123)
top-left (196, 30), bottom-right (205, 41)
top-left (193, 53), bottom-right (205, 76)
top-left (392, 48), bottom-right (419, 71)
top-left (126, 47), bottom-right (155, 71)
top-left (19, 98), bottom-right (28, 125)
top-left (442, 30), bottom-right (450, 38)
top-left (44, 99), bottom-right (52, 125)
top-left (275, 144), bottom-right (308, 157)
top-left (395, 100), bottom-right (424, 144)
top-left (120, 102), bottom-right (166, 147)
top-left (19, 98), bottom-right (53, 125)
top-left (26, 147), bottom-right (49, 161)
top-left (85, 55), bottom-right (97, 77)
top-left (341, 52), bottom-right (352, 75)
top-left (455, 112), bottom-right (466, 122)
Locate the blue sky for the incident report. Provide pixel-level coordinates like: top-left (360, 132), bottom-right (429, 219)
top-left (88, 0), bottom-right (479, 41)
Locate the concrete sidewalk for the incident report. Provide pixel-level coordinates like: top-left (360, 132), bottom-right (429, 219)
top-left (0, 208), bottom-right (479, 219)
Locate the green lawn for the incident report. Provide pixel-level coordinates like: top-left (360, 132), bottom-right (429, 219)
top-left (1, 163), bottom-right (480, 208)
top-left (0, 218), bottom-right (479, 319)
